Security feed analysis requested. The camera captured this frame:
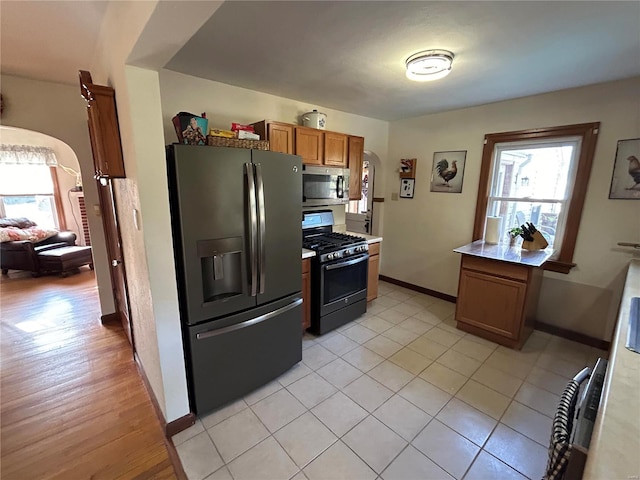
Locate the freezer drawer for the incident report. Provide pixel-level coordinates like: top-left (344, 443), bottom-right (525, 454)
top-left (188, 297), bottom-right (303, 415)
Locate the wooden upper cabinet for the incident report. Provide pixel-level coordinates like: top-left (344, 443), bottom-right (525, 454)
top-left (295, 127), bottom-right (324, 165)
top-left (348, 136), bottom-right (364, 200)
top-left (324, 132), bottom-right (348, 167)
top-left (251, 120), bottom-right (294, 154)
top-left (79, 70), bottom-right (126, 179)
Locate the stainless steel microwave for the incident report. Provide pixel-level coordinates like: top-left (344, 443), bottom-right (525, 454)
top-left (302, 166), bottom-right (350, 206)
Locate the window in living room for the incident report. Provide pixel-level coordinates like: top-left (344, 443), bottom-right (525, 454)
top-left (0, 145), bottom-right (63, 229)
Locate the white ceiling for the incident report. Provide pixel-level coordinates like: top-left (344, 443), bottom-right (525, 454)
top-left (1, 1), bottom-right (639, 122)
top-left (0, 1), bottom-right (109, 85)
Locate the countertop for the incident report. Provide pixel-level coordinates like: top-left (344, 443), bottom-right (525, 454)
top-left (583, 259), bottom-right (640, 479)
top-left (453, 240), bottom-right (554, 268)
top-left (302, 249), bottom-right (316, 259)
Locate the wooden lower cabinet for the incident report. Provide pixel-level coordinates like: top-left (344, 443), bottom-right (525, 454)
top-left (367, 242), bottom-right (380, 302)
top-left (302, 258), bottom-right (311, 331)
top-left (455, 255), bottom-right (543, 349)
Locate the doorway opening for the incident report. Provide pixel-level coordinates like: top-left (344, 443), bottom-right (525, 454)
top-left (346, 150), bottom-right (380, 234)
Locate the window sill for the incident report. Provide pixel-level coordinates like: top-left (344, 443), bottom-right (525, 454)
top-left (543, 260), bottom-right (576, 274)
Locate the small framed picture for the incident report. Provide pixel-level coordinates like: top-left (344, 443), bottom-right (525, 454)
top-left (400, 178), bottom-right (415, 198)
top-left (430, 150), bottom-right (467, 193)
top-left (608, 138), bottom-right (640, 199)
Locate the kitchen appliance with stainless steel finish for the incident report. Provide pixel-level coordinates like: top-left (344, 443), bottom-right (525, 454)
top-left (302, 211), bottom-right (368, 334)
top-left (302, 166), bottom-right (350, 206)
top-left (167, 144), bottom-right (303, 415)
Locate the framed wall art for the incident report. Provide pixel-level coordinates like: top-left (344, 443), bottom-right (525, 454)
top-left (400, 158), bottom-right (416, 179)
top-left (608, 138), bottom-right (640, 199)
top-left (430, 150), bottom-right (467, 193)
top-left (400, 178), bottom-right (415, 198)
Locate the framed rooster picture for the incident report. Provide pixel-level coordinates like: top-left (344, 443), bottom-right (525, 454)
top-left (430, 150), bottom-right (467, 193)
top-left (608, 138), bottom-right (640, 199)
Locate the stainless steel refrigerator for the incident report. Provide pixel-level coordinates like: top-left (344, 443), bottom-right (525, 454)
top-left (167, 144), bottom-right (303, 415)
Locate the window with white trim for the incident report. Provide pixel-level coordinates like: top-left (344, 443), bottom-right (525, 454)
top-left (487, 138), bottom-right (581, 249)
top-left (0, 145), bottom-right (60, 228)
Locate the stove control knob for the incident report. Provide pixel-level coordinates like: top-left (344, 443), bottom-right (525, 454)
top-left (345, 249), bottom-right (352, 255)
top-left (335, 251), bottom-right (343, 258)
top-left (327, 253), bottom-right (334, 260)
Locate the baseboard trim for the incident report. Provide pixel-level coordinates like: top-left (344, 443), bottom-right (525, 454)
top-left (378, 275), bottom-right (457, 304)
top-left (134, 353), bottom-right (193, 480)
top-left (100, 312), bottom-right (120, 324)
top-left (534, 321), bottom-right (611, 351)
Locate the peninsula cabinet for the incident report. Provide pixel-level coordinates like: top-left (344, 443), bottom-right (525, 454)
top-left (367, 242), bottom-right (381, 302)
top-left (295, 127), bottom-right (324, 165)
top-left (348, 135), bottom-right (364, 200)
top-left (454, 242), bottom-right (552, 349)
top-left (324, 132), bottom-right (348, 168)
top-left (302, 258), bottom-right (311, 331)
top-left (250, 120), bottom-right (294, 154)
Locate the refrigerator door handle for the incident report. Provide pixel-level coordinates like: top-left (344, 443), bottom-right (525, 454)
top-left (255, 163), bottom-right (266, 294)
top-left (196, 298), bottom-right (303, 340)
top-left (245, 163), bottom-right (258, 297)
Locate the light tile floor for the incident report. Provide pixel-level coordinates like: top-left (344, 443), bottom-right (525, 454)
top-left (174, 281), bottom-right (607, 480)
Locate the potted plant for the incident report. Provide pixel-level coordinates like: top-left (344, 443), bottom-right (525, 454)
top-left (507, 227), bottom-right (523, 247)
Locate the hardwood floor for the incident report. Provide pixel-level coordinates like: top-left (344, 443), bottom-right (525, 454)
top-left (0, 270), bottom-right (179, 479)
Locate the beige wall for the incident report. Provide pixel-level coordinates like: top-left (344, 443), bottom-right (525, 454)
top-left (91, 1), bottom-right (190, 423)
top-left (0, 75), bottom-right (114, 314)
top-left (384, 77), bottom-right (640, 341)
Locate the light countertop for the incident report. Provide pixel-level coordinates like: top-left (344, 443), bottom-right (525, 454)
top-left (583, 259), bottom-right (640, 479)
top-left (302, 249), bottom-right (316, 259)
top-left (453, 240), bottom-right (554, 268)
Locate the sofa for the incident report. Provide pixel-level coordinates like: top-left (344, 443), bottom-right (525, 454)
top-left (0, 217), bottom-right (77, 275)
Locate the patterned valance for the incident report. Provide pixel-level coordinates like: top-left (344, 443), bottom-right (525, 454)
top-left (0, 145), bottom-right (58, 166)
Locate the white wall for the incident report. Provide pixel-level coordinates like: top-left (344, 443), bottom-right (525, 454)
top-left (384, 77), bottom-right (640, 340)
top-left (0, 75), bottom-right (114, 314)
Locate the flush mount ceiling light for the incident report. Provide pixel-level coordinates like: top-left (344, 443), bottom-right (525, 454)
top-left (405, 49), bottom-right (455, 82)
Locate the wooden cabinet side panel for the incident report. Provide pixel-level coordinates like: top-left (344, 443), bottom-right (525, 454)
top-left (295, 128), bottom-right (323, 165)
top-left (367, 254), bottom-right (380, 302)
top-left (456, 269), bottom-right (526, 339)
top-left (324, 132), bottom-right (348, 167)
top-left (268, 123), bottom-right (294, 154)
top-left (348, 136), bottom-right (364, 200)
top-left (302, 259), bottom-right (311, 331)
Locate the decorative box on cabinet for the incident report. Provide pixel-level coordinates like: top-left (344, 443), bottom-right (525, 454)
top-left (367, 242), bottom-right (380, 302)
top-left (348, 136), bottom-right (364, 200)
top-left (295, 127), bottom-right (324, 165)
top-left (302, 258), bottom-right (311, 331)
top-left (454, 251), bottom-right (546, 349)
top-left (79, 70), bottom-right (126, 180)
top-left (250, 120), bottom-right (294, 154)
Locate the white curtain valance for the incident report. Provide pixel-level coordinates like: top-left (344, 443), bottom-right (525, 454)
top-left (0, 145), bottom-right (58, 166)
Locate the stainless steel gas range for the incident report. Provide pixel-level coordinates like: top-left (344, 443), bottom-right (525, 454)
top-left (302, 211), bottom-right (368, 335)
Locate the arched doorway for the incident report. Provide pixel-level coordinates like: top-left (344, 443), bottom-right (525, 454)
top-left (346, 150), bottom-right (382, 234)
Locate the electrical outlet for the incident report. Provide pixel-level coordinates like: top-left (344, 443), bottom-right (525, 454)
top-left (391, 193), bottom-right (399, 201)
top-left (93, 204), bottom-right (101, 217)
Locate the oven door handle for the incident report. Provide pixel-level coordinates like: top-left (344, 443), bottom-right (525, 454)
top-left (324, 254), bottom-right (369, 270)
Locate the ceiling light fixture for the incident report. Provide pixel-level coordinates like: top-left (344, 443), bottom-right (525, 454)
top-left (405, 49), bottom-right (454, 82)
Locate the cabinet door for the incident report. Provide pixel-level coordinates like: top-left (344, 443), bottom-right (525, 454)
top-left (324, 132), bottom-right (348, 167)
top-left (268, 122), bottom-right (294, 154)
top-left (367, 253), bottom-right (380, 302)
top-left (456, 269), bottom-right (526, 339)
top-left (348, 136), bottom-right (364, 200)
top-left (302, 259), bottom-right (311, 331)
top-left (84, 86), bottom-right (126, 178)
top-left (295, 127), bottom-right (323, 165)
